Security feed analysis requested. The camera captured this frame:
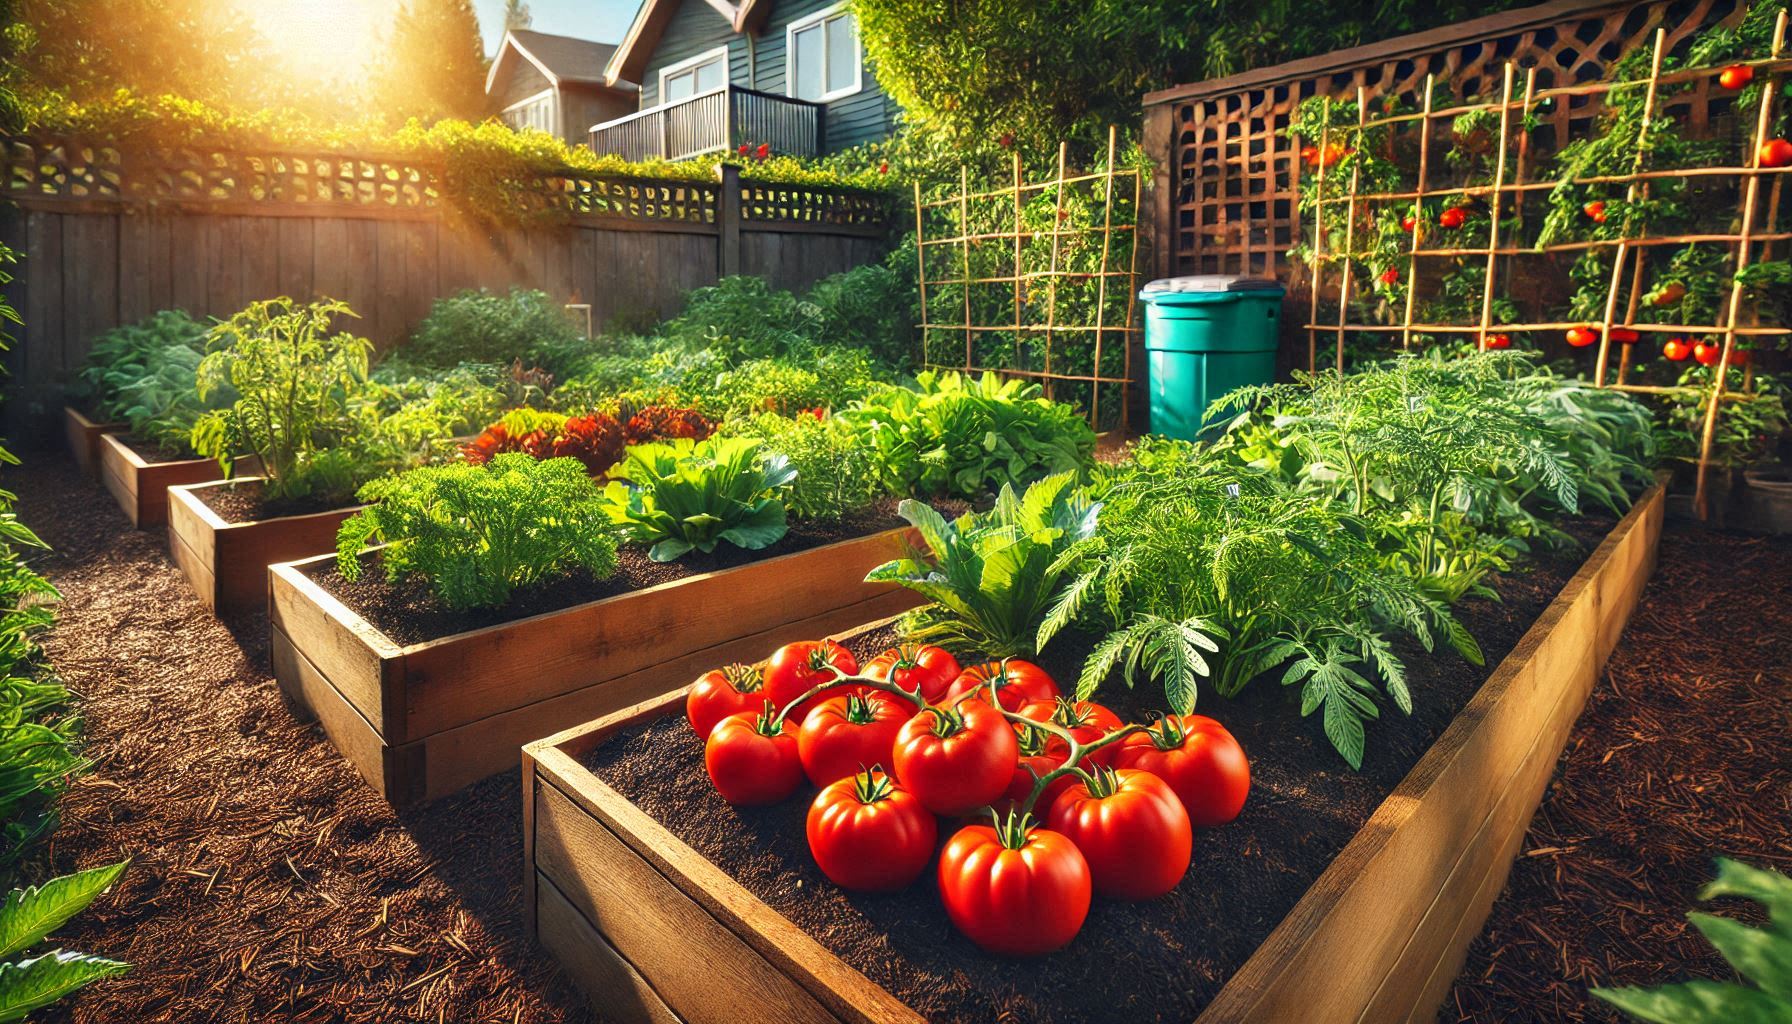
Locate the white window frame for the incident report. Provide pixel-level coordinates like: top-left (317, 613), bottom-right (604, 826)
top-left (785, 1), bottom-right (863, 104)
top-left (657, 44), bottom-right (731, 105)
top-left (501, 87), bottom-right (558, 135)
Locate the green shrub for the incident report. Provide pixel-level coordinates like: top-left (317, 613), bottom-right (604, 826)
top-left (720, 412), bottom-right (885, 520)
top-left (403, 288), bottom-right (586, 372)
top-left (660, 277), bottom-right (811, 361)
top-left (840, 370), bottom-right (1096, 499)
top-left (190, 298), bottom-right (379, 504)
top-left (338, 454), bottom-right (618, 611)
top-left (70, 310), bottom-right (227, 451)
top-left (804, 259), bottom-right (919, 372)
top-left (602, 437), bottom-right (795, 561)
top-left (867, 474), bottom-right (1100, 658)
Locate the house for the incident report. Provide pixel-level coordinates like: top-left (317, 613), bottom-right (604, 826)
top-left (591, 0), bottom-right (898, 161)
top-left (486, 29), bottom-right (639, 147)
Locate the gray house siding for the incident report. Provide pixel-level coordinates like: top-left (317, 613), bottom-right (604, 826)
top-left (499, 61), bottom-right (553, 108)
top-left (635, 0), bottom-right (895, 153)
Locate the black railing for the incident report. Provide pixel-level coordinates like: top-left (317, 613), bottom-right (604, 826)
top-left (589, 86), bottom-right (825, 162)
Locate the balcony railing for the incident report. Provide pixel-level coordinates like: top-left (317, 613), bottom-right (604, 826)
top-left (589, 85), bottom-right (826, 162)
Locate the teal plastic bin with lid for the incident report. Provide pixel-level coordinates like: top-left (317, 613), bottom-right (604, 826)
top-left (1139, 275), bottom-right (1285, 441)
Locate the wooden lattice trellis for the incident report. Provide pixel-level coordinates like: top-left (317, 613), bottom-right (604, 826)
top-left (911, 128), bottom-right (1144, 432)
top-left (1142, 0), bottom-right (1749, 285)
top-left (1297, 13), bottom-right (1789, 518)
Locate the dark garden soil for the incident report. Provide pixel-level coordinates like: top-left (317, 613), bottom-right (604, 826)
top-left (309, 495), bottom-right (958, 647)
top-left (1440, 527), bottom-right (1792, 1024)
top-left (584, 514), bottom-right (1620, 1024)
top-left (113, 433), bottom-right (198, 465)
top-left (12, 455), bottom-right (596, 1024)
top-left (193, 478), bottom-right (355, 524)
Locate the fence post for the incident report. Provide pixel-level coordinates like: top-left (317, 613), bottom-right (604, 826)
top-left (717, 163), bottom-right (742, 279)
top-left (1142, 102), bottom-right (1173, 281)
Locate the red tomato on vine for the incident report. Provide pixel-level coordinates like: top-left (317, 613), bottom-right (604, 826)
top-left (1438, 206), bottom-right (1468, 229)
top-left (1047, 767), bottom-right (1192, 901)
top-left (946, 660), bottom-right (1059, 711)
top-left (1694, 341), bottom-right (1724, 366)
top-left (1718, 64), bottom-right (1754, 90)
top-left (704, 707), bottom-right (803, 805)
top-left (797, 692), bottom-right (913, 788)
top-left (938, 813), bottom-right (1090, 956)
top-left (1113, 714), bottom-right (1252, 826)
top-left (1761, 139), bottom-right (1792, 169)
top-left (1610, 326), bottom-right (1641, 346)
top-left (1565, 326), bottom-right (1600, 348)
top-left (1663, 337), bottom-right (1693, 361)
top-left (1378, 266), bottom-right (1400, 287)
top-left (1016, 698), bottom-right (1125, 766)
top-left (686, 663), bottom-right (766, 739)
top-left (806, 769), bottom-right (937, 891)
top-left (1582, 200), bottom-right (1607, 223)
top-left (763, 640), bottom-right (858, 724)
top-left (891, 701), bottom-right (1018, 816)
top-left (1485, 333), bottom-right (1512, 350)
top-left (863, 644), bottom-right (961, 704)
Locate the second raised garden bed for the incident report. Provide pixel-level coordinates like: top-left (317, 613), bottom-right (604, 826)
top-left (521, 479), bottom-right (1666, 1024)
top-left (270, 523), bottom-right (923, 807)
top-left (167, 479), bottom-right (363, 613)
top-left (99, 434), bottom-right (262, 528)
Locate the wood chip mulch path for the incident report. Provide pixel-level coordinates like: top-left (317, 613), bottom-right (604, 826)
top-left (14, 456), bottom-right (598, 1024)
top-left (1440, 524), bottom-right (1792, 1022)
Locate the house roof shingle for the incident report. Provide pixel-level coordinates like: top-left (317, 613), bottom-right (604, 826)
top-left (486, 28), bottom-right (638, 94)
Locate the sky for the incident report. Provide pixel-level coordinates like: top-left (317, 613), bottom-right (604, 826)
top-left (473, 0), bottom-right (644, 52)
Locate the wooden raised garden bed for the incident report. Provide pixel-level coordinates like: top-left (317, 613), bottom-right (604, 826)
top-left (99, 433), bottom-right (263, 529)
top-left (167, 479), bottom-right (362, 613)
top-left (521, 480), bottom-right (1666, 1024)
top-left (269, 527), bottom-right (922, 808)
top-left (64, 406), bottom-right (124, 478)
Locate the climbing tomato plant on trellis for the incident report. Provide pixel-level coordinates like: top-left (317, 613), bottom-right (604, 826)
top-left (911, 128), bottom-right (1145, 433)
top-left (1289, 3), bottom-right (1792, 517)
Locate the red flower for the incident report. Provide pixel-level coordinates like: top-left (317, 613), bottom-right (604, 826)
top-left (755, 143), bottom-right (770, 160)
top-left (998, 132), bottom-right (1015, 149)
top-left (738, 142), bottom-right (751, 156)
top-left (877, 161), bottom-right (890, 174)
top-left (1378, 267), bottom-right (1399, 286)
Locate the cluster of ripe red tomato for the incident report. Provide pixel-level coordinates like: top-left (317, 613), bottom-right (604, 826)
top-left (687, 640), bottom-right (1251, 957)
top-left (1559, 323), bottom-right (1744, 367)
top-left (1718, 63), bottom-right (1792, 166)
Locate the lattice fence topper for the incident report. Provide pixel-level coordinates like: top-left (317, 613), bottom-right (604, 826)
top-left (912, 127), bottom-right (1144, 433)
top-left (0, 135), bottom-right (891, 231)
top-left (1144, 0), bottom-right (1749, 283)
top-left (1286, 10), bottom-right (1791, 520)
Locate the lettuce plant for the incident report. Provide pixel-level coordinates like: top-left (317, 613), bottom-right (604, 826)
top-left (866, 473), bottom-right (1100, 658)
top-left (601, 437), bottom-right (795, 562)
top-left (841, 370), bottom-right (1095, 500)
top-left (338, 454), bottom-right (618, 611)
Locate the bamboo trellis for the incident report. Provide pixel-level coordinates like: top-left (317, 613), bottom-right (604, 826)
top-left (1301, 14), bottom-right (1792, 518)
top-left (912, 126), bottom-right (1144, 432)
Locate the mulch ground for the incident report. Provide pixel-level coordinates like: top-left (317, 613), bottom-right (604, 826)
top-left (1441, 526), bottom-right (1792, 1023)
top-left (13, 455), bottom-right (599, 1024)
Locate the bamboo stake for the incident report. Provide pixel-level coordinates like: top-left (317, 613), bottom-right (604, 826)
top-left (914, 179), bottom-right (929, 367)
top-left (1333, 89), bottom-right (1369, 372)
top-left (1043, 142), bottom-right (1069, 401)
top-left (1595, 28), bottom-right (1667, 387)
top-left (1512, 66), bottom-right (1540, 238)
top-left (959, 165), bottom-right (973, 374)
top-left (1477, 64), bottom-right (1518, 351)
top-left (1400, 76), bottom-right (1436, 351)
top-left (1092, 125), bottom-right (1118, 432)
top-left (1012, 151), bottom-right (1025, 373)
top-left (1307, 99), bottom-right (1333, 373)
top-left (1615, 249), bottom-right (1648, 385)
top-left (1696, 10), bottom-right (1787, 519)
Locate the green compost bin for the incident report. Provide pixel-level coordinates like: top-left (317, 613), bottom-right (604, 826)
top-left (1139, 275), bottom-right (1285, 441)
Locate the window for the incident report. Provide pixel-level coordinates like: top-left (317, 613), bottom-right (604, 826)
top-left (659, 46), bottom-right (729, 103)
top-left (502, 90), bottom-right (556, 135)
top-left (786, 2), bottom-right (861, 103)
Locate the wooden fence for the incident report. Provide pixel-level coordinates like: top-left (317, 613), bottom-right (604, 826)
top-left (0, 136), bottom-right (894, 435)
top-left (1140, 0), bottom-right (1746, 342)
